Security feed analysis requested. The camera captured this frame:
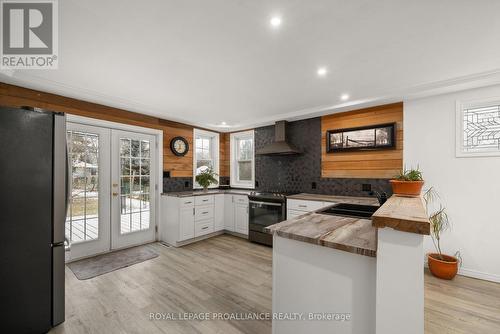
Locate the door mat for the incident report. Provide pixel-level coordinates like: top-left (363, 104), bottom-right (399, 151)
top-left (67, 246), bottom-right (159, 280)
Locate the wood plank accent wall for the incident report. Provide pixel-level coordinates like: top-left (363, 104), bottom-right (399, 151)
top-left (0, 83), bottom-right (197, 177)
top-left (321, 102), bottom-right (403, 179)
top-left (220, 133), bottom-right (230, 177)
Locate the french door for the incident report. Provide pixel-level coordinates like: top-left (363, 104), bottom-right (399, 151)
top-left (65, 123), bottom-right (157, 261)
top-left (111, 130), bottom-right (156, 249)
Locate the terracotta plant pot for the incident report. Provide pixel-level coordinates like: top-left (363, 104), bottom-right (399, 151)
top-left (389, 180), bottom-right (424, 197)
top-left (428, 253), bottom-right (458, 280)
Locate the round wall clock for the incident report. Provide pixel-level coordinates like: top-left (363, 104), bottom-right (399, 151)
top-left (170, 136), bottom-right (189, 156)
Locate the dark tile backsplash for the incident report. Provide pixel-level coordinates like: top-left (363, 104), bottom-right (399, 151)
top-left (254, 117), bottom-right (392, 197)
top-left (162, 177), bottom-right (192, 193)
top-left (163, 117), bottom-right (392, 196)
top-left (162, 176), bottom-right (230, 193)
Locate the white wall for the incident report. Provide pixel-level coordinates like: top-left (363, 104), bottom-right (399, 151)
top-left (404, 85), bottom-right (500, 282)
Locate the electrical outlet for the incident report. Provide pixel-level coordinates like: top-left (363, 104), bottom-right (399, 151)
top-left (362, 183), bottom-right (372, 192)
top-left (311, 182), bottom-right (317, 189)
top-left (184, 181), bottom-right (190, 188)
top-left (163, 171), bottom-right (170, 178)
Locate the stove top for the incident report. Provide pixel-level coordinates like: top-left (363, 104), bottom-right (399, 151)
top-left (248, 191), bottom-right (296, 201)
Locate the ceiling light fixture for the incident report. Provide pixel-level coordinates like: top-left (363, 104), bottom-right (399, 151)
top-left (317, 67), bottom-right (327, 77)
top-left (340, 93), bottom-right (350, 101)
top-left (221, 121), bottom-right (227, 125)
top-left (270, 16), bottom-right (282, 28)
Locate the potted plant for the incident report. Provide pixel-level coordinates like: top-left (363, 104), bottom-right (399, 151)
top-left (390, 167), bottom-right (424, 197)
top-left (195, 168), bottom-right (218, 191)
top-left (424, 188), bottom-right (460, 280)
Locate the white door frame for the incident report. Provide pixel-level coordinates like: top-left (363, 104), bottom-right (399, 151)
top-left (66, 115), bottom-right (163, 256)
top-left (66, 122), bottom-right (111, 260)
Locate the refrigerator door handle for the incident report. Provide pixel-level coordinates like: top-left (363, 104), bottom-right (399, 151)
top-left (65, 139), bottom-right (71, 221)
top-left (53, 114), bottom-right (68, 244)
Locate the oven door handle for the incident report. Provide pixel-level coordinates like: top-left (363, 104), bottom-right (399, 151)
top-left (249, 200), bottom-right (283, 207)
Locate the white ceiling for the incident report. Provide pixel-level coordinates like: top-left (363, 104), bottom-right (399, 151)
top-left (2, 0), bottom-right (500, 131)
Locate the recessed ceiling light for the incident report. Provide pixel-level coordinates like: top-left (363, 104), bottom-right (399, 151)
top-left (340, 94), bottom-right (350, 101)
top-left (317, 67), bottom-right (327, 77)
top-left (270, 16), bottom-right (282, 28)
top-left (221, 121), bottom-right (227, 125)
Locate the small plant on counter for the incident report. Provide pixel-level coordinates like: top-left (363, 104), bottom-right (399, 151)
top-left (424, 188), bottom-right (461, 280)
top-left (390, 166), bottom-right (424, 196)
top-left (195, 168), bottom-right (219, 191)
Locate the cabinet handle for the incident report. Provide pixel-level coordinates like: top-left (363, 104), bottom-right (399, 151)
top-left (203, 199), bottom-right (208, 202)
top-left (202, 226), bottom-right (208, 230)
top-left (298, 205), bottom-right (307, 208)
top-left (246, 207), bottom-right (248, 214)
top-left (193, 208), bottom-right (195, 215)
top-left (185, 201), bottom-right (192, 204)
top-left (202, 211), bottom-right (209, 214)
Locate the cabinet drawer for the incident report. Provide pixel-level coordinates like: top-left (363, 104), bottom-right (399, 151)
top-left (233, 195), bottom-right (249, 204)
top-left (195, 195), bottom-right (214, 206)
top-left (180, 197), bottom-right (195, 208)
top-left (287, 209), bottom-right (306, 220)
top-left (195, 220), bottom-right (214, 237)
top-left (195, 205), bottom-right (214, 221)
top-left (287, 199), bottom-right (327, 212)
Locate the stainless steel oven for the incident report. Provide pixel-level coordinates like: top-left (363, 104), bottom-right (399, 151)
top-left (248, 192), bottom-right (288, 246)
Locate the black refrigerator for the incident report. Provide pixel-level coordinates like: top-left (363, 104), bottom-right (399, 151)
top-left (0, 106), bottom-right (67, 333)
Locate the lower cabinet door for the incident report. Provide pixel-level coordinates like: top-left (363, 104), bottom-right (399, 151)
top-left (224, 195), bottom-right (235, 231)
top-left (179, 207), bottom-right (195, 241)
top-left (234, 203), bottom-right (249, 235)
top-left (214, 194), bottom-right (225, 231)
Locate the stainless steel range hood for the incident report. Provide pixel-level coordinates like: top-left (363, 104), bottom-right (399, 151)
top-left (256, 121), bottom-right (302, 156)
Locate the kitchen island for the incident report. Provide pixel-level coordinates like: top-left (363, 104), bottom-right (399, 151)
top-left (266, 195), bottom-right (429, 334)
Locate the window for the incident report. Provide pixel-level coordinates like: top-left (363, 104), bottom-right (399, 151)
top-left (230, 130), bottom-right (255, 188)
top-left (456, 99), bottom-right (500, 157)
top-left (193, 129), bottom-right (220, 188)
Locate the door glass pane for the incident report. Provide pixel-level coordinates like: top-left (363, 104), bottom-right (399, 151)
top-left (119, 137), bottom-right (152, 234)
top-left (66, 131), bottom-right (100, 244)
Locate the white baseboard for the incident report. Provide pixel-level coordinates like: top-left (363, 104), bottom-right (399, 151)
top-left (424, 259), bottom-right (500, 283)
top-left (458, 267), bottom-right (500, 283)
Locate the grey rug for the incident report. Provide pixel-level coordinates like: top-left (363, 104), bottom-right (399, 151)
top-left (68, 246), bottom-right (159, 280)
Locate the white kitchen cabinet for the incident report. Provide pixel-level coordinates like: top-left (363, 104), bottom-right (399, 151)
top-left (234, 202), bottom-right (249, 235)
top-left (214, 194), bottom-right (225, 231)
top-left (162, 193), bottom-right (250, 246)
top-left (287, 199), bottom-right (328, 212)
top-left (287, 210), bottom-right (305, 219)
top-left (224, 195), bottom-right (235, 231)
top-left (179, 206), bottom-right (195, 241)
top-left (162, 195), bottom-right (217, 246)
top-left (286, 199), bottom-right (332, 219)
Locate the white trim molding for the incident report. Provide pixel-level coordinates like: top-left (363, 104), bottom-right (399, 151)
top-left (456, 97), bottom-right (500, 158)
top-left (193, 128), bottom-right (220, 189)
top-left (67, 114), bottom-right (163, 242)
top-left (230, 130), bottom-right (255, 189)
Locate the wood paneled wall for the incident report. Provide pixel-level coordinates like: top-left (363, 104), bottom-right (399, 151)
top-left (321, 102), bottom-right (403, 179)
top-left (0, 83), bottom-right (196, 177)
top-left (220, 133), bottom-right (230, 177)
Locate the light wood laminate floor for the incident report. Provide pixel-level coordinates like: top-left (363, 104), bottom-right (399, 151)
top-left (51, 235), bottom-right (500, 334)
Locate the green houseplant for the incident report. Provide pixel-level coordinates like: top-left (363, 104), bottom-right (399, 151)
top-left (196, 168), bottom-right (218, 191)
top-left (424, 188), bottom-right (460, 280)
top-left (390, 166), bottom-right (424, 196)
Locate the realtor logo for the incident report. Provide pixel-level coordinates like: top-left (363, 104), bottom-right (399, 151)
top-left (1, 0), bottom-right (58, 69)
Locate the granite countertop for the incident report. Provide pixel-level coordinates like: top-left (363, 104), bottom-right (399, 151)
top-left (266, 212), bottom-right (377, 257)
top-left (287, 193), bottom-right (379, 205)
top-left (162, 189), bottom-right (253, 197)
